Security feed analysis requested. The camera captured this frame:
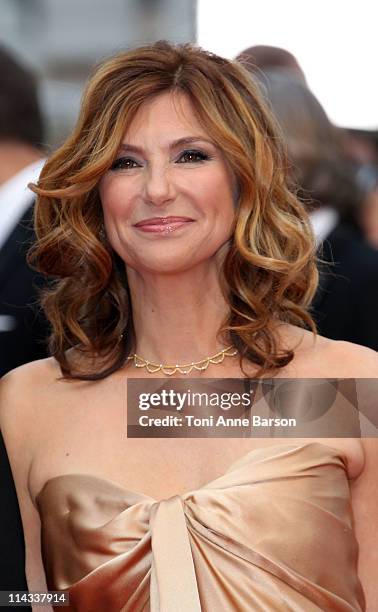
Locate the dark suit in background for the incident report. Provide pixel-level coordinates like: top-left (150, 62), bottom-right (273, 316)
top-left (312, 222), bottom-right (378, 351)
top-left (0, 202), bottom-right (49, 375)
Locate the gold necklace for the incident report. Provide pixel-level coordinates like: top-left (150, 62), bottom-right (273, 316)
top-left (127, 345), bottom-right (238, 376)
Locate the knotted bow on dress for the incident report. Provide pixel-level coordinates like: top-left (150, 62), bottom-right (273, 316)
top-left (36, 443), bottom-right (365, 611)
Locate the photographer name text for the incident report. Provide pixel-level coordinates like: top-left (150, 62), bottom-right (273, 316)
top-left (138, 415), bottom-right (297, 428)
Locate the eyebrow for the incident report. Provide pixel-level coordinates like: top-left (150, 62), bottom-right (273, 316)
top-left (118, 136), bottom-right (215, 155)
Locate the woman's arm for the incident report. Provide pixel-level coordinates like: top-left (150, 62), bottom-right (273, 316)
top-left (334, 343), bottom-right (378, 609)
top-left (0, 364), bottom-right (53, 612)
top-left (350, 438), bottom-right (378, 611)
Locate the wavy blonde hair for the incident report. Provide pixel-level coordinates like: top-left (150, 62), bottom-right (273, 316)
top-left (28, 41), bottom-right (318, 380)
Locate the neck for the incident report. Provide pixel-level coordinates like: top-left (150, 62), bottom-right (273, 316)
top-left (127, 262), bottom-right (231, 364)
top-left (0, 142), bottom-right (42, 186)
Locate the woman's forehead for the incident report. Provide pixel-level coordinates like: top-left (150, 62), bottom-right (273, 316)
top-left (122, 91), bottom-right (210, 143)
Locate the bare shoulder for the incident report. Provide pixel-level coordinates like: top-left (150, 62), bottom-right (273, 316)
top-left (321, 339), bottom-right (378, 377)
top-left (0, 357), bottom-right (63, 458)
top-left (0, 357), bottom-right (61, 416)
top-left (1, 355), bottom-right (61, 387)
top-left (279, 324), bottom-right (378, 377)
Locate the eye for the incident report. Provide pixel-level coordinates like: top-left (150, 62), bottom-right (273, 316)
top-left (176, 150), bottom-right (211, 164)
top-left (110, 157), bottom-right (141, 171)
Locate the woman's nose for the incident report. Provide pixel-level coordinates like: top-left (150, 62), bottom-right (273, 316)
top-left (143, 164), bottom-right (175, 207)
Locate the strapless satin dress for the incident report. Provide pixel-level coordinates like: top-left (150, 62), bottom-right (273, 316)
top-left (36, 443), bottom-right (365, 611)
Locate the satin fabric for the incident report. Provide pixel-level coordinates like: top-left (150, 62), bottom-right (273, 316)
top-left (36, 442), bottom-right (365, 611)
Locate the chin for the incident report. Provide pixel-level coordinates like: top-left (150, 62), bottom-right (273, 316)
top-left (135, 260), bottom-right (202, 275)
top-left (122, 239), bottom-right (230, 276)
top-left (128, 251), bottom-right (219, 275)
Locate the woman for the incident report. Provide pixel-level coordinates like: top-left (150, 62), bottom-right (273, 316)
top-left (0, 41), bottom-right (377, 612)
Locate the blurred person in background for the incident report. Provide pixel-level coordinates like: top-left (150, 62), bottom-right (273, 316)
top-left (0, 44), bottom-right (49, 600)
top-left (342, 129), bottom-right (378, 249)
top-left (249, 69), bottom-right (378, 350)
top-left (237, 44), bottom-right (378, 250)
top-left (236, 44), bottom-right (307, 84)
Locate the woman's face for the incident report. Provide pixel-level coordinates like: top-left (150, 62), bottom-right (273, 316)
top-left (99, 91), bottom-right (236, 275)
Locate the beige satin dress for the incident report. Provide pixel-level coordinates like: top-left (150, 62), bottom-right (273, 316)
top-left (36, 443), bottom-right (365, 611)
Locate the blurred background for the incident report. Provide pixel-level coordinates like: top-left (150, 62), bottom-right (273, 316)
top-left (0, 0), bottom-right (377, 595)
top-left (1, 0), bottom-right (376, 140)
top-left (0, 0), bottom-right (197, 144)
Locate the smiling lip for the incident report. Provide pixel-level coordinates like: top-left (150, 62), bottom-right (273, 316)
top-left (134, 216), bottom-right (195, 233)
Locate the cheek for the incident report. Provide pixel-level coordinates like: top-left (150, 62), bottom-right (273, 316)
top-left (199, 170), bottom-right (233, 201)
top-left (207, 176), bottom-right (236, 225)
top-left (99, 179), bottom-right (133, 221)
